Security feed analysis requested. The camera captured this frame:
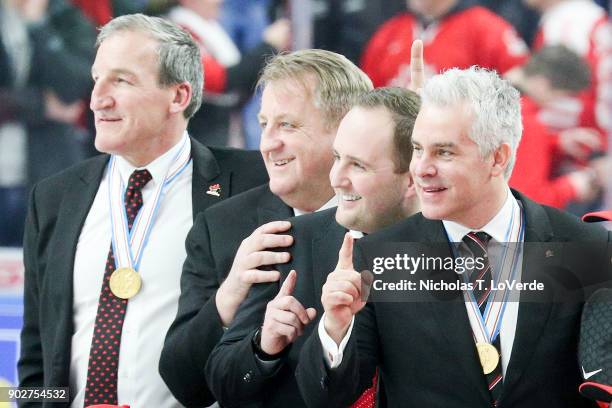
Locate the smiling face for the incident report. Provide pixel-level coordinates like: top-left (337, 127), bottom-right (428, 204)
top-left (331, 106), bottom-right (414, 233)
top-left (410, 104), bottom-right (508, 229)
top-left (258, 78), bottom-right (336, 212)
top-left (91, 30), bottom-right (183, 166)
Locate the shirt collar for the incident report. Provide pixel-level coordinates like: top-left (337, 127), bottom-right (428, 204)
top-left (293, 198), bottom-right (361, 237)
top-left (293, 195), bottom-right (338, 217)
top-left (349, 230), bottom-right (364, 239)
top-left (443, 189), bottom-right (517, 243)
top-left (114, 132), bottom-right (190, 187)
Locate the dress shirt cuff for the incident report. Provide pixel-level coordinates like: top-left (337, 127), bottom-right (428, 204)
top-left (254, 353), bottom-right (283, 374)
top-left (318, 312), bottom-right (355, 369)
top-left (251, 329), bottom-right (284, 374)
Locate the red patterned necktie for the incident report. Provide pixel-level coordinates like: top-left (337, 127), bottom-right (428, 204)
top-left (83, 169), bottom-right (152, 407)
top-left (463, 231), bottom-right (503, 407)
top-left (350, 370), bottom-right (378, 408)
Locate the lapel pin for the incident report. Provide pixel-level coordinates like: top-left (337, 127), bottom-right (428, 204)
top-left (206, 183), bottom-right (221, 197)
top-left (545, 249), bottom-right (554, 258)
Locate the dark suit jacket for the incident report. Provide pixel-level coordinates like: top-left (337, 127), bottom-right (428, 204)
top-left (17, 139), bottom-right (268, 408)
top-left (296, 191), bottom-right (611, 408)
top-left (205, 208), bottom-right (345, 407)
top-left (159, 183), bottom-right (293, 407)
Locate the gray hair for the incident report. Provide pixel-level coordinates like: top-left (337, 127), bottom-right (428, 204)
top-left (97, 14), bottom-right (203, 119)
top-left (421, 66), bottom-right (522, 178)
top-left (354, 87), bottom-right (421, 173)
top-left (257, 49), bottom-right (373, 129)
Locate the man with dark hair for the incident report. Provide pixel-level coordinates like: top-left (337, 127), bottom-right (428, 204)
top-left (506, 45), bottom-right (603, 208)
top-left (205, 87), bottom-right (421, 407)
top-left (521, 45), bottom-right (591, 93)
top-left (18, 14), bottom-right (267, 408)
top-left (524, 0), bottom-right (611, 136)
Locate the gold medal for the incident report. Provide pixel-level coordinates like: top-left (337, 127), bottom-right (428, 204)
top-left (109, 267), bottom-right (142, 299)
top-left (476, 342), bottom-right (500, 375)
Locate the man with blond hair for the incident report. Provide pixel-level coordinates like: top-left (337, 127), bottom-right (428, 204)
top-left (159, 48), bottom-right (374, 406)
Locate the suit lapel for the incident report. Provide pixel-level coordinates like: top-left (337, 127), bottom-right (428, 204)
top-left (256, 185), bottom-right (293, 225)
top-left (419, 216), bottom-right (492, 403)
top-left (311, 210), bottom-right (346, 313)
top-left (423, 196), bottom-right (558, 401)
top-left (429, 300), bottom-right (493, 402)
top-left (47, 156), bottom-right (108, 383)
top-left (501, 192), bottom-right (556, 397)
top-left (190, 139), bottom-right (231, 217)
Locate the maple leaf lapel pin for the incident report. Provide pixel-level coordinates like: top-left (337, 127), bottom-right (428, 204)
top-left (206, 183), bottom-right (221, 197)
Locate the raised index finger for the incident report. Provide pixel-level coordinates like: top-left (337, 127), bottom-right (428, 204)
top-left (336, 233), bottom-right (354, 270)
top-left (277, 269), bottom-right (297, 298)
top-left (410, 39), bottom-right (424, 93)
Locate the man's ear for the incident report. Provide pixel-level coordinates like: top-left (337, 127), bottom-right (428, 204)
top-left (403, 172), bottom-right (420, 214)
top-left (491, 143), bottom-right (512, 177)
top-left (404, 172), bottom-right (416, 199)
top-left (169, 82), bottom-right (192, 114)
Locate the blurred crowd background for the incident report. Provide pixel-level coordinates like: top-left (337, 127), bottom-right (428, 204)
top-left (0, 0), bottom-right (611, 248)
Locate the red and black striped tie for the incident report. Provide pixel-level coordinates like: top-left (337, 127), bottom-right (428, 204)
top-left (463, 231), bottom-right (503, 407)
top-left (464, 232), bottom-right (493, 314)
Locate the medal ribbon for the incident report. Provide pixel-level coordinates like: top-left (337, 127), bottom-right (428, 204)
top-left (108, 135), bottom-right (191, 272)
top-left (462, 199), bottom-right (525, 346)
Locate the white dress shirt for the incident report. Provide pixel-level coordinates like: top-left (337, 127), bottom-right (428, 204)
top-left (293, 196), bottom-right (337, 217)
top-left (320, 189), bottom-right (524, 377)
top-left (442, 189), bottom-right (522, 376)
top-left (70, 135), bottom-right (192, 408)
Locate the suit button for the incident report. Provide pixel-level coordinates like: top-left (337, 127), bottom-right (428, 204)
top-left (243, 371), bottom-right (253, 382)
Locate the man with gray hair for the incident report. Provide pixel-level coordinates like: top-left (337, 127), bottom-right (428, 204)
top-left (296, 66), bottom-right (611, 407)
top-left (18, 14), bottom-right (268, 407)
top-left (159, 48), bottom-right (375, 406)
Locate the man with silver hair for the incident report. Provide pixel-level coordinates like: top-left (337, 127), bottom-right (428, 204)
top-left (296, 66), bottom-right (611, 407)
top-left (18, 14), bottom-right (267, 408)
